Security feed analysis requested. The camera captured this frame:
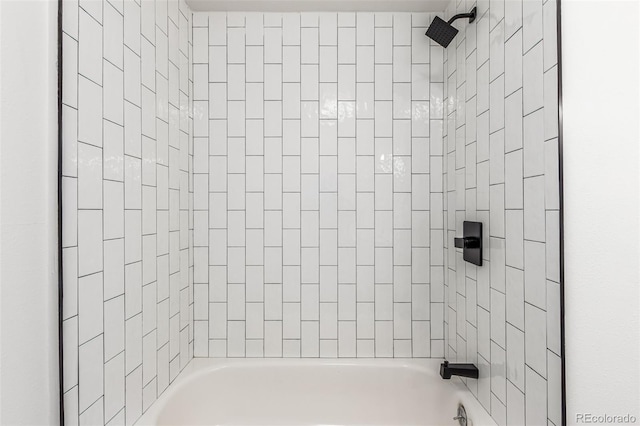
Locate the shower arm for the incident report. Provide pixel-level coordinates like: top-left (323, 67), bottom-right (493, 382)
top-left (447, 8), bottom-right (477, 25)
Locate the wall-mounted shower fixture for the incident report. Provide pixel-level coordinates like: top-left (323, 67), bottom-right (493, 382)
top-left (440, 361), bottom-right (479, 380)
top-left (425, 7), bottom-right (477, 48)
top-left (454, 221), bottom-right (483, 266)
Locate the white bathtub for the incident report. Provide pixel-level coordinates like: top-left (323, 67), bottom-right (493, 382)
top-left (137, 359), bottom-right (496, 426)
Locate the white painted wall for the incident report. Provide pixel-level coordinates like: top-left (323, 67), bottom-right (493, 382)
top-left (0, 0), bottom-right (60, 424)
top-left (562, 0), bottom-right (640, 423)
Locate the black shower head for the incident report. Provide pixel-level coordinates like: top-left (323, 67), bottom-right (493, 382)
top-left (425, 7), bottom-right (477, 48)
top-left (425, 16), bottom-right (459, 48)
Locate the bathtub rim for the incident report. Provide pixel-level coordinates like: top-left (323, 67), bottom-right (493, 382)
top-left (136, 358), bottom-right (497, 426)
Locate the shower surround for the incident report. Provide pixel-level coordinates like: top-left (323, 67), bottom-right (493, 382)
top-left (60, 1), bottom-right (562, 425)
top-left (441, 0), bottom-right (561, 425)
top-left (191, 11), bottom-right (446, 359)
top-left (61, 0), bottom-right (194, 424)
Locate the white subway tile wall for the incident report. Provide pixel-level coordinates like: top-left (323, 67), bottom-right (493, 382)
top-left (442, 0), bottom-right (561, 425)
top-left (191, 11), bottom-right (446, 358)
top-left (61, 0), bottom-right (194, 424)
top-left (62, 0), bottom-right (562, 424)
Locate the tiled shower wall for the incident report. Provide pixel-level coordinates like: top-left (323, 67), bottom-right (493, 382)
top-left (60, 0), bottom-right (564, 422)
top-left (61, 0), bottom-right (194, 424)
top-left (191, 11), bottom-right (447, 358)
top-left (442, 0), bottom-right (561, 425)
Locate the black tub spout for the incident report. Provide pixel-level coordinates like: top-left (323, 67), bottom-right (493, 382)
top-left (439, 361), bottom-right (479, 379)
